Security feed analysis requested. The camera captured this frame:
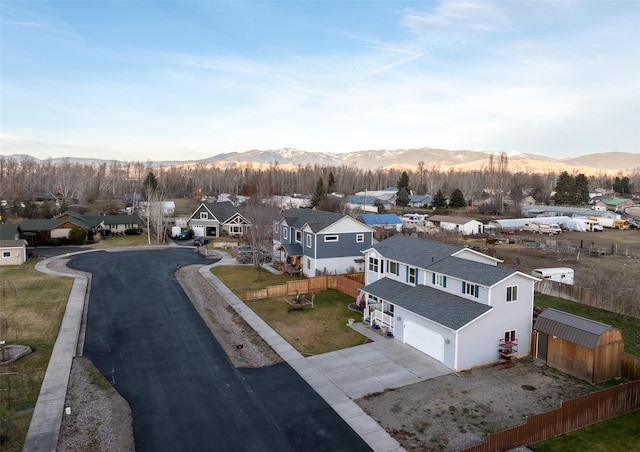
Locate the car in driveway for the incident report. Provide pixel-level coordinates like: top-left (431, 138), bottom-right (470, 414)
top-left (193, 237), bottom-right (209, 247)
top-left (236, 246), bottom-right (271, 264)
top-left (178, 229), bottom-right (194, 240)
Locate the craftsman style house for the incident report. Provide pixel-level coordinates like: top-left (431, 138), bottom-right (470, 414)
top-left (360, 235), bottom-right (539, 370)
top-left (186, 201), bottom-right (250, 238)
top-left (273, 208), bottom-right (374, 277)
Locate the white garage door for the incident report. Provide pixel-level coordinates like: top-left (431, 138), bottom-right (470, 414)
top-left (192, 225), bottom-right (205, 237)
top-left (403, 320), bottom-right (445, 361)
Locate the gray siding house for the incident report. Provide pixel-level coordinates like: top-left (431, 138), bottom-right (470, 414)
top-left (361, 235), bottom-right (539, 370)
top-left (273, 208), bottom-right (374, 277)
top-left (187, 201), bottom-right (250, 238)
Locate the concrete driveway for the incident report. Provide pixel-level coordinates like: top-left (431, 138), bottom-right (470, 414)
top-left (69, 248), bottom-right (369, 452)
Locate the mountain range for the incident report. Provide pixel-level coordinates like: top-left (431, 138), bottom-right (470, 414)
top-left (6, 148), bottom-right (639, 174)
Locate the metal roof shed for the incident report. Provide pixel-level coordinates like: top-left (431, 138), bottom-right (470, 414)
top-left (534, 308), bottom-right (623, 383)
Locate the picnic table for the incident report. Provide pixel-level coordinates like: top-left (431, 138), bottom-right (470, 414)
top-left (286, 294), bottom-right (314, 311)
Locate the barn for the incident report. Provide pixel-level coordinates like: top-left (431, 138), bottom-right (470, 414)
top-left (533, 308), bottom-right (623, 383)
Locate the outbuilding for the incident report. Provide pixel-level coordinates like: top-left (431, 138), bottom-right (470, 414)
top-left (533, 308), bottom-right (623, 383)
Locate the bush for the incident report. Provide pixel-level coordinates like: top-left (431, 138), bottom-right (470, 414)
top-left (124, 228), bottom-right (141, 235)
top-left (69, 227), bottom-right (88, 245)
top-left (45, 238), bottom-right (62, 246)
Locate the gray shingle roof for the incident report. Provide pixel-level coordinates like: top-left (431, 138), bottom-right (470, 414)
top-left (364, 278), bottom-right (492, 330)
top-left (279, 208), bottom-right (351, 232)
top-left (534, 308), bottom-right (611, 349)
top-left (279, 243), bottom-right (303, 256)
top-left (428, 256), bottom-right (516, 287)
top-left (204, 201), bottom-right (246, 223)
top-left (369, 234), bottom-right (464, 269)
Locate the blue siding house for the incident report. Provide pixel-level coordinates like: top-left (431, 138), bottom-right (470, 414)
top-left (273, 208), bottom-right (374, 277)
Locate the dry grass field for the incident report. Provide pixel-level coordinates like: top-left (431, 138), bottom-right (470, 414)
top-left (0, 261), bottom-right (73, 451)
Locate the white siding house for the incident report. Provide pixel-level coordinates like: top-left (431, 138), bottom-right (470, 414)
top-left (360, 235), bottom-right (539, 370)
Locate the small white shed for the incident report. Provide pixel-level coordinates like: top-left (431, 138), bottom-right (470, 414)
top-left (532, 267), bottom-right (574, 285)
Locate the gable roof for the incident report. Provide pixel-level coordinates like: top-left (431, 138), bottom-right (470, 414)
top-left (0, 239), bottom-right (26, 248)
top-left (534, 308), bottom-right (611, 349)
top-left (278, 208), bottom-right (362, 233)
top-left (205, 201), bottom-right (246, 223)
top-left (0, 224), bottom-right (21, 240)
top-left (365, 278), bottom-right (492, 330)
top-left (368, 235), bottom-right (463, 268)
top-left (428, 256), bottom-right (518, 287)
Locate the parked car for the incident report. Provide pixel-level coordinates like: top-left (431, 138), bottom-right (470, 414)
top-left (627, 220), bottom-right (640, 230)
top-left (236, 247), bottom-right (271, 264)
top-left (178, 229), bottom-right (194, 240)
top-left (193, 237), bottom-right (209, 246)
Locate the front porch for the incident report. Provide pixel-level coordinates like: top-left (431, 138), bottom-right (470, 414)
top-left (365, 301), bottom-right (395, 336)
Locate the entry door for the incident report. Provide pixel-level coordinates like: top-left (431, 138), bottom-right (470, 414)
top-left (537, 332), bottom-right (548, 361)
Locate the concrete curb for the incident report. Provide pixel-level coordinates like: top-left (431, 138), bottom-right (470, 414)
top-left (23, 255), bottom-right (91, 452)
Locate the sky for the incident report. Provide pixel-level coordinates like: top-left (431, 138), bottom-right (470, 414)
top-left (1, 1), bottom-right (639, 162)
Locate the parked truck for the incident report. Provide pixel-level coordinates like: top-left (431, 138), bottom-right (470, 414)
top-left (524, 221), bottom-right (562, 235)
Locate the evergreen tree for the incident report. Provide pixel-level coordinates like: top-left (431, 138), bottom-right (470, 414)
top-left (432, 189), bottom-right (447, 208)
top-left (396, 171), bottom-right (411, 208)
top-left (327, 171), bottom-right (336, 194)
top-left (396, 188), bottom-right (410, 210)
top-left (554, 171), bottom-right (576, 205)
top-left (449, 188), bottom-right (466, 209)
top-left (613, 176), bottom-right (631, 196)
top-left (574, 174), bottom-right (590, 205)
top-left (310, 177), bottom-right (325, 208)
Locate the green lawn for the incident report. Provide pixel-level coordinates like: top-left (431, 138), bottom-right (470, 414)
top-left (535, 293), bottom-right (640, 357)
top-left (530, 409), bottom-right (640, 452)
top-left (0, 260), bottom-right (73, 451)
top-left (89, 233), bottom-right (155, 248)
top-left (210, 265), bottom-right (366, 355)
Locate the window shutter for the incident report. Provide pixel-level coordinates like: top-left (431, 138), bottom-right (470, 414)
top-left (386, 260), bottom-right (389, 272)
top-left (462, 282), bottom-right (466, 294)
top-left (432, 273), bottom-right (435, 284)
top-left (405, 266), bottom-right (409, 282)
top-left (443, 276), bottom-right (447, 287)
top-left (475, 285), bottom-right (479, 297)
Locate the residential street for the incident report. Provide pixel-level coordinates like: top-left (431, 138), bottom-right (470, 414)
top-left (69, 248), bottom-right (369, 452)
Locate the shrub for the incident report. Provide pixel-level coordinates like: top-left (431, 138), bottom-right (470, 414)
top-left (69, 227), bottom-right (88, 245)
top-left (124, 228), bottom-right (140, 235)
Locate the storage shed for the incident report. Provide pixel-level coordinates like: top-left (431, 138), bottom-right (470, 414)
top-left (534, 308), bottom-right (623, 383)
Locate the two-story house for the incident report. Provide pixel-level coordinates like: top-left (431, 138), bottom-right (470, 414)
top-left (273, 208), bottom-right (374, 277)
top-left (360, 235), bottom-right (539, 371)
top-left (186, 201), bottom-right (250, 238)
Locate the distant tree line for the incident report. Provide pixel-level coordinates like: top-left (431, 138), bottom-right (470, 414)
top-left (0, 155), bottom-right (637, 220)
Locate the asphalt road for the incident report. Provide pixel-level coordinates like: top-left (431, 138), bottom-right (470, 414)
top-left (69, 248), bottom-right (369, 452)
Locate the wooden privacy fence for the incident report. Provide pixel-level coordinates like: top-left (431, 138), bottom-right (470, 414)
top-left (241, 273), bottom-right (364, 301)
top-left (463, 380), bottom-right (640, 452)
top-left (536, 280), bottom-right (640, 319)
top-left (622, 353), bottom-right (640, 381)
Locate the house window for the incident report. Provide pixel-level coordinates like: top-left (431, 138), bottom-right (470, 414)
top-left (506, 285), bottom-right (518, 302)
top-left (229, 225), bottom-right (243, 234)
top-left (306, 233), bottom-right (312, 248)
top-left (408, 267), bottom-right (416, 284)
top-left (324, 235), bottom-right (339, 242)
top-left (462, 281), bottom-right (479, 298)
top-left (295, 230), bottom-right (302, 242)
top-left (274, 223), bottom-right (279, 234)
top-left (368, 294), bottom-right (379, 304)
top-left (504, 330), bottom-right (516, 341)
top-left (356, 233), bottom-right (364, 243)
top-left (433, 273), bottom-right (447, 287)
top-left (306, 258), bottom-right (311, 269)
top-left (200, 212), bottom-right (208, 220)
top-left (2, 251), bottom-right (10, 258)
top-left (369, 257), bottom-right (379, 272)
top-left (388, 261), bottom-right (398, 276)
top-left (283, 228), bottom-right (288, 239)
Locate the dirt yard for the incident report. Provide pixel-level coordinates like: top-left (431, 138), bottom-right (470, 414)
top-left (356, 358), bottom-right (597, 451)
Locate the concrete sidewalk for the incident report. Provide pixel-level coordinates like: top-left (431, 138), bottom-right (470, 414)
top-left (201, 264), bottom-right (453, 452)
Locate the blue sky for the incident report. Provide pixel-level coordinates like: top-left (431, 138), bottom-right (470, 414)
top-left (1, 1), bottom-right (639, 162)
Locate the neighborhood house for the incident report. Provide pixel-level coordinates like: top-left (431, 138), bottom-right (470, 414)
top-left (273, 208), bottom-right (374, 277)
top-left (186, 201), bottom-right (250, 238)
top-left (360, 235), bottom-right (539, 370)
